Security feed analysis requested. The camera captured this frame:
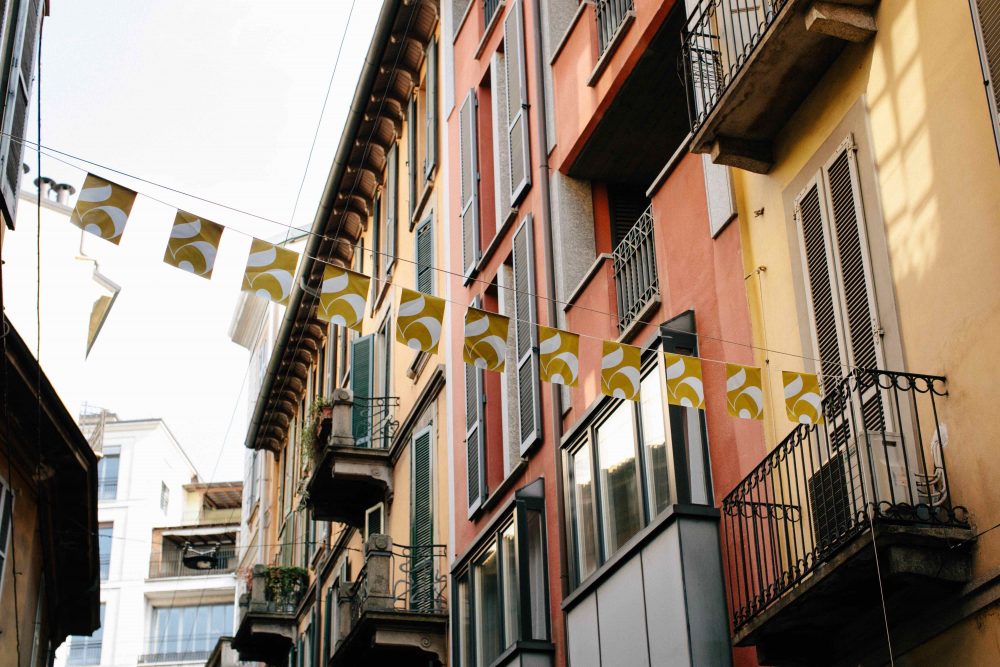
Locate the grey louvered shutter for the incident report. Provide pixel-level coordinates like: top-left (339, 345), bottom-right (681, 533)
top-left (504, 0), bottom-right (531, 205)
top-left (408, 95), bottom-right (418, 221)
top-left (512, 216), bottom-right (541, 453)
top-left (973, 0), bottom-right (1000, 150)
top-left (465, 315), bottom-right (487, 513)
top-left (425, 37), bottom-right (438, 179)
top-left (410, 426), bottom-right (434, 611)
top-left (459, 90), bottom-right (480, 276)
top-left (386, 145), bottom-right (398, 273)
top-left (0, 0), bottom-right (41, 228)
top-left (415, 215), bottom-right (433, 294)
top-left (351, 335), bottom-right (374, 447)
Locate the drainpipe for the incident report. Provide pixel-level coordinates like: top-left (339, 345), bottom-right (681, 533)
top-left (529, 0), bottom-right (569, 599)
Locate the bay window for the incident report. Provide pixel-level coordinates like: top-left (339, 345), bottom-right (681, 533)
top-left (453, 484), bottom-right (549, 666)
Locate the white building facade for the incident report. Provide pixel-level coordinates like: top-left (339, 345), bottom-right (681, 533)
top-left (54, 416), bottom-right (242, 667)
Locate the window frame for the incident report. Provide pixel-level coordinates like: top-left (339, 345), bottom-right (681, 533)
top-left (0, 474), bottom-right (14, 600)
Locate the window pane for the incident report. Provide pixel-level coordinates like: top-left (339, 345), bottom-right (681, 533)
top-left (97, 453), bottom-right (119, 500)
top-left (570, 443), bottom-right (598, 582)
top-left (525, 508), bottom-right (547, 640)
top-left (98, 525), bottom-right (112, 580)
top-left (474, 546), bottom-right (501, 666)
top-left (684, 407), bottom-right (711, 505)
top-left (597, 401), bottom-right (642, 555)
top-left (457, 577), bottom-right (473, 667)
top-left (500, 523), bottom-right (519, 647)
top-left (640, 370), bottom-right (670, 515)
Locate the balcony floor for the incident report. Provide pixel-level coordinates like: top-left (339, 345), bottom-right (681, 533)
top-left (306, 445), bottom-right (392, 526)
top-left (331, 609), bottom-right (448, 667)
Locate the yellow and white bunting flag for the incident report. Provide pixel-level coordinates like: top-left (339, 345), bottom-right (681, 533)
top-left (316, 264), bottom-right (370, 332)
top-left (538, 325), bottom-right (580, 387)
top-left (601, 341), bottom-right (641, 401)
top-left (783, 371), bottom-right (824, 425)
top-left (726, 363), bottom-right (764, 420)
top-left (463, 307), bottom-right (510, 372)
top-left (396, 287), bottom-right (446, 354)
top-left (163, 210), bottom-right (224, 279)
top-left (664, 352), bottom-right (705, 410)
top-left (70, 173), bottom-right (137, 245)
top-left (242, 238), bottom-right (300, 305)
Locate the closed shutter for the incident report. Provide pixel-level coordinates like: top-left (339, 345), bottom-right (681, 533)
top-left (0, 0), bottom-right (41, 228)
top-left (504, 0), bottom-right (531, 205)
top-left (408, 95), bottom-right (418, 221)
top-left (410, 426), bottom-right (434, 611)
top-left (386, 145), bottom-right (398, 274)
top-left (512, 216), bottom-right (541, 453)
top-left (459, 90), bottom-right (480, 276)
top-left (424, 37), bottom-right (438, 179)
top-left (973, 0), bottom-right (1000, 150)
top-left (465, 317), bottom-right (487, 512)
top-left (351, 335), bottom-right (374, 447)
top-left (415, 214), bottom-right (433, 294)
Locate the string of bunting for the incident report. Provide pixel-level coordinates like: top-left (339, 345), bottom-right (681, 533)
top-left (68, 171), bottom-right (828, 426)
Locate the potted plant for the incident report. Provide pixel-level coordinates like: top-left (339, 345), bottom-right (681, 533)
top-left (265, 565), bottom-right (308, 613)
top-left (301, 396), bottom-right (333, 472)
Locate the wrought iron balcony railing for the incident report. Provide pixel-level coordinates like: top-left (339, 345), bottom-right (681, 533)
top-left (349, 538), bottom-right (448, 627)
top-left (352, 396), bottom-right (400, 449)
top-left (613, 205), bottom-right (659, 333)
top-left (148, 546), bottom-right (237, 579)
top-left (596, 0), bottom-right (634, 56)
top-left (721, 368), bottom-right (969, 632)
top-left (682, 0), bottom-right (783, 131)
top-left (483, 0), bottom-right (502, 27)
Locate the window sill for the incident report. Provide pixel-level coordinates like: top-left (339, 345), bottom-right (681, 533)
top-left (410, 177), bottom-right (435, 231)
top-left (475, 207), bottom-right (520, 277)
top-left (616, 294), bottom-right (661, 344)
top-left (475, 1), bottom-right (506, 60)
top-left (469, 458), bottom-right (528, 523)
top-left (563, 253), bottom-right (613, 312)
top-left (372, 267), bottom-right (395, 314)
top-left (490, 639), bottom-right (556, 667)
top-left (406, 349), bottom-right (430, 381)
top-left (561, 503), bottom-right (720, 613)
top-left (587, 12), bottom-right (636, 88)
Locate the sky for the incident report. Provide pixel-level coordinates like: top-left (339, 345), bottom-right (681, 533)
top-left (3, 1), bottom-right (382, 480)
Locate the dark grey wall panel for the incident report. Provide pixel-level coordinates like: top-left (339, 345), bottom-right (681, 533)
top-left (597, 557), bottom-right (650, 666)
top-left (641, 525), bottom-right (692, 666)
top-left (567, 594), bottom-right (601, 667)
top-left (679, 519), bottom-right (733, 667)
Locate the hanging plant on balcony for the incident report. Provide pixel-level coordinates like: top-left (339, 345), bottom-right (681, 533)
top-left (264, 565), bottom-right (308, 612)
top-left (300, 396), bottom-right (334, 477)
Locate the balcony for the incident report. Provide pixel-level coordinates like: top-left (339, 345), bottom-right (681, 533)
top-left (613, 205), bottom-right (659, 335)
top-left (137, 648), bottom-right (213, 664)
top-left (721, 368), bottom-right (974, 665)
top-left (148, 545), bottom-right (237, 579)
top-left (332, 535), bottom-right (448, 666)
top-left (305, 389), bottom-right (400, 526)
top-left (232, 565), bottom-right (307, 665)
top-left (682, 0), bottom-right (877, 173)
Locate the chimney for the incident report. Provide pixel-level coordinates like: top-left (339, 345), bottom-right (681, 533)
top-left (54, 182), bottom-right (76, 205)
top-left (33, 175), bottom-right (55, 200)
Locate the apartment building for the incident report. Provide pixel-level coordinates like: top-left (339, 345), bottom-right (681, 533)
top-left (676, 0), bottom-right (1000, 664)
top-left (55, 415), bottom-right (242, 667)
top-left (234, 1), bottom-right (449, 665)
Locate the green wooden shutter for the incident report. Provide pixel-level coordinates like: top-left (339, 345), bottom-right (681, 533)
top-left (351, 335), bottom-right (374, 447)
top-left (425, 37), bottom-right (438, 178)
top-left (411, 425), bottom-right (434, 611)
top-left (0, 0), bottom-right (41, 228)
top-left (408, 95), bottom-right (418, 221)
top-left (415, 214), bottom-right (433, 294)
top-left (465, 312), bottom-right (487, 512)
top-left (459, 90), bottom-right (480, 276)
top-left (504, 0), bottom-right (531, 205)
top-left (512, 216), bottom-right (541, 453)
top-left (386, 145), bottom-right (398, 274)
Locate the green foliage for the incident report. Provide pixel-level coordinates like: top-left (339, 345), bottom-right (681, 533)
top-left (265, 565), bottom-right (308, 608)
top-left (300, 396), bottom-right (333, 475)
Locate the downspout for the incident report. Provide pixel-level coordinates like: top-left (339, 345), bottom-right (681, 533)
top-left (244, 0), bottom-right (401, 450)
top-left (529, 0), bottom-right (569, 598)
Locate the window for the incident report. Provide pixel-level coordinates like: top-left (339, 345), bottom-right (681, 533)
top-left (97, 445), bottom-right (120, 500)
top-left (350, 334), bottom-right (374, 448)
top-left (425, 37), bottom-right (438, 179)
top-left (972, 0), bottom-right (1000, 159)
top-left (503, 0), bottom-right (531, 205)
top-left (453, 484), bottom-right (548, 666)
top-left (150, 603), bottom-right (229, 660)
top-left (68, 603), bottom-right (104, 665)
top-left (160, 482), bottom-right (169, 513)
top-left (0, 477), bottom-right (13, 597)
top-left (364, 503), bottom-right (384, 542)
top-left (98, 524), bottom-right (112, 581)
top-left (596, 400), bottom-right (641, 554)
top-left (459, 89), bottom-right (481, 276)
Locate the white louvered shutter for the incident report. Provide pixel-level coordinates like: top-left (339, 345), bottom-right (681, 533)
top-left (465, 297), bottom-right (487, 513)
top-left (424, 37), bottom-right (438, 179)
top-left (0, 0), bottom-right (41, 228)
top-left (459, 90), bottom-right (480, 277)
top-left (504, 0), bottom-right (531, 205)
top-left (512, 216), bottom-right (541, 453)
top-left (973, 0), bottom-right (1000, 153)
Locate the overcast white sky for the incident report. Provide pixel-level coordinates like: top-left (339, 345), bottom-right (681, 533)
top-left (4, 1), bottom-right (382, 480)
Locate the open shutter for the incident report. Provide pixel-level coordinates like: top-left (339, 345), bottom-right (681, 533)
top-left (351, 335), bottom-right (374, 447)
top-left (0, 0), bottom-right (41, 228)
top-left (424, 37), bottom-right (438, 179)
top-left (465, 308), bottom-right (487, 513)
top-left (459, 90), bottom-right (480, 276)
top-left (512, 216), bottom-right (541, 453)
top-left (415, 214), bottom-right (433, 294)
top-left (386, 145), bottom-right (398, 273)
top-left (973, 0), bottom-right (1000, 153)
top-left (408, 95), bottom-right (418, 222)
top-left (410, 425), bottom-right (434, 611)
top-left (504, 0), bottom-right (531, 205)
